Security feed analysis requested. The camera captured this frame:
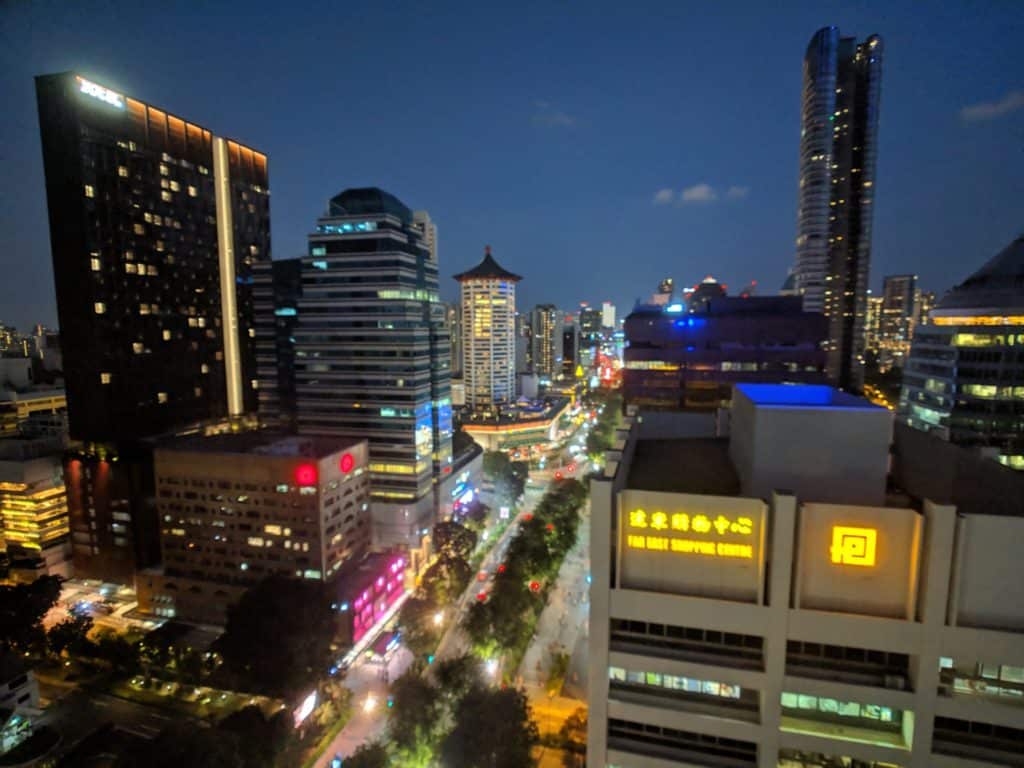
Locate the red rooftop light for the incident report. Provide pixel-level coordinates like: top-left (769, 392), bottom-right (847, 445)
top-left (340, 452), bottom-right (355, 473)
top-left (295, 463), bottom-right (318, 486)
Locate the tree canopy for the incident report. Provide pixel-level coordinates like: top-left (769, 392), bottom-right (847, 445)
top-left (0, 575), bottom-right (62, 654)
top-left (216, 576), bottom-right (335, 697)
top-left (439, 685), bottom-right (538, 768)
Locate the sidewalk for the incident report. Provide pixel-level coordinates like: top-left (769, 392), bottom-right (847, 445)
top-left (517, 506), bottom-right (591, 702)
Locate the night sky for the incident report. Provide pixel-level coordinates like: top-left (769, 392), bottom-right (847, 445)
top-left (1, 0), bottom-right (1021, 332)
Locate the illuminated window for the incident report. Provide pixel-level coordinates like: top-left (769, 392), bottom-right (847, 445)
top-left (84, 184), bottom-right (95, 198)
top-left (94, 302), bottom-right (106, 314)
top-left (118, 166), bottom-right (128, 177)
top-left (161, 191), bottom-right (172, 202)
top-left (125, 263), bottom-right (137, 274)
top-left (100, 372), bottom-right (112, 384)
top-left (265, 524), bottom-right (282, 535)
top-left (159, 164), bottom-right (169, 176)
top-left (132, 342), bottom-right (144, 354)
top-left (188, 185), bottom-right (197, 197)
top-left (247, 536), bottom-right (264, 547)
top-left (134, 223), bottom-right (145, 235)
top-left (169, 180), bottom-right (180, 191)
top-left (201, 364), bottom-right (209, 373)
top-left (90, 257), bottom-right (101, 271)
top-left (162, 329), bottom-right (171, 340)
top-left (157, 392), bottom-right (168, 404)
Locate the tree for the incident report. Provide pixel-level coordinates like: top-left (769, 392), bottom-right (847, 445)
top-left (388, 672), bottom-right (440, 752)
top-left (433, 520), bottom-right (477, 562)
top-left (0, 575), bottom-right (62, 653)
top-left (461, 601), bottom-right (497, 657)
top-left (397, 596), bottom-right (441, 658)
top-left (440, 685), bottom-right (538, 768)
top-left (119, 722), bottom-right (245, 768)
top-left (218, 706), bottom-right (291, 768)
top-left (559, 706), bottom-right (587, 754)
top-left (47, 614), bottom-right (93, 657)
top-left (434, 653), bottom-right (481, 701)
top-left (422, 556), bottom-right (472, 605)
top-left (216, 576), bottom-right (335, 697)
top-left (343, 742), bottom-right (389, 768)
top-left (92, 629), bottom-right (141, 671)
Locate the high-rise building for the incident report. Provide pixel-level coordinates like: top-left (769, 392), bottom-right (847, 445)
top-left (602, 301), bottom-right (617, 330)
top-left (136, 433), bottom-right (369, 624)
top-left (445, 302), bottom-right (463, 378)
top-left (254, 188), bottom-right (452, 547)
top-left (623, 297), bottom-right (828, 410)
top-left (864, 292), bottom-right (883, 356)
top-left (454, 247), bottom-right (521, 412)
top-left (912, 288), bottom-right (936, 333)
top-left (875, 274), bottom-right (918, 369)
top-left (579, 305), bottom-right (604, 344)
top-left (589, 383), bottom-right (1024, 768)
top-left (0, 436), bottom-right (72, 579)
top-left (515, 313), bottom-right (533, 375)
top-left (561, 316), bottom-right (580, 379)
top-left (649, 278), bottom-right (675, 307)
top-left (793, 28), bottom-right (884, 390)
top-left (35, 72), bottom-right (269, 581)
top-left (530, 304), bottom-right (561, 380)
top-left (413, 210), bottom-right (438, 263)
top-left (900, 236), bottom-right (1024, 470)
top-left (687, 275), bottom-right (727, 312)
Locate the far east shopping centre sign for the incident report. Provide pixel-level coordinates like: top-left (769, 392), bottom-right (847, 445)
top-left (617, 489), bottom-right (767, 603)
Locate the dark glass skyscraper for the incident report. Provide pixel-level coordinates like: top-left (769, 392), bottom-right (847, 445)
top-left (793, 28), bottom-right (883, 391)
top-left (35, 72), bottom-right (269, 580)
top-left (254, 188), bottom-right (452, 548)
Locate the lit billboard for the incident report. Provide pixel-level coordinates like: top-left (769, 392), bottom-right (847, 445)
top-left (617, 490), bottom-right (767, 602)
top-left (794, 503), bottom-right (922, 619)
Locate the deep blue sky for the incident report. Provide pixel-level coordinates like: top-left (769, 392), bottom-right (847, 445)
top-left (2, 0), bottom-right (1022, 331)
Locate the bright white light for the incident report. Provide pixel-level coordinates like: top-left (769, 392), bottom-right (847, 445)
top-left (486, 659), bottom-right (498, 677)
top-left (363, 694), bottom-right (377, 713)
top-left (76, 76), bottom-right (125, 109)
top-left (433, 611), bottom-right (444, 627)
top-left (293, 691), bottom-right (317, 727)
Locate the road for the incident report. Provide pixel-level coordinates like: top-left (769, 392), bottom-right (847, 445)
top-left (312, 648), bottom-right (412, 767)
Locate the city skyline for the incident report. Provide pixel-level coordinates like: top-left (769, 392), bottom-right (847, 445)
top-left (2, 2), bottom-right (1022, 331)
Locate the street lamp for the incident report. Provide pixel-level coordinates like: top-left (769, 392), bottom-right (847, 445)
top-left (486, 658), bottom-right (498, 678)
top-left (433, 610), bottom-right (444, 627)
top-left (363, 694), bottom-right (377, 713)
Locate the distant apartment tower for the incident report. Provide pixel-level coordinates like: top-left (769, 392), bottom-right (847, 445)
top-left (900, 236), bottom-right (1024, 470)
top-left (454, 247), bottom-right (521, 411)
top-left (864, 292), bottom-right (883, 355)
top-left (579, 305), bottom-right (604, 343)
top-left (254, 189), bottom-right (452, 547)
top-left (413, 210), bottom-right (438, 262)
top-left (445, 302), bottom-right (463, 377)
top-left (515, 313), bottom-right (533, 375)
top-left (531, 304), bottom-right (561, 380)
top-left (561, 316), bottom-right (580, 378)
top-left (877, 274), bottom-right (917, 369)
top-left (35, 72), bottom-right (269, 581)
top-left (793, 27), bottom-right (884, 390)
top-left (602, 301), bottom-right (616, 330)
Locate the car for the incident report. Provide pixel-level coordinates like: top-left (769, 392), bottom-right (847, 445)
top-left (331, 756), bottom-right (343, 768)
top-left (476, 570), bottom-right (488, 582)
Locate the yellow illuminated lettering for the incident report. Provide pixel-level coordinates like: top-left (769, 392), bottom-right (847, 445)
top-left (646, 536), bottom-right (669, 551)
top-left (650, 511), bottom-right (668, 531)
top-left (713, 515), bottom-right (730, 535)
top-left (692, 514), bottom-right (711, 533)
top-left (731, 517), bottom-right (753, 535)
top-left (670, 513), bottom-right (689, 531)
top-left (629, 509), bottom-right (648, 529)
top-left (627, 534), bottom-right (646, 550)
top-left (830, 526), bottom-right (877, 566)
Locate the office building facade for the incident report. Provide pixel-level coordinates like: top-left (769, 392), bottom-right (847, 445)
top-left (899, 236), bottom-right (1024, 470)
top-left (254, 188), bottom-right (452, 547)
top-left (454, 247), bottom-right (521, 411)
top-left (531, 304), bottom-right (561, 381)
top-left (35, 72), bottom-right (269, 581)
top-left (580, 305), bottom-right (604, 344)
top-left (562, 317), bottom-right (580, 379)
top-left (589, 384), bottom-right (1024, 768)
top-left (877, 274), bottom-right (918, 370)
top-left (793, 28), bottom-right (884, 390)
top-left (445, 302), bottom-right (463, 378)
top-left (136, 434), bottom-right (369, 624)
top-left (623, 297), bottom-right (828, 411)
top-left (515, 312), bottom-right (533, 375)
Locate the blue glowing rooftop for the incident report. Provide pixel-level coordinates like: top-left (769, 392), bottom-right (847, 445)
top-left (735, 383), bottom-right (879, 410)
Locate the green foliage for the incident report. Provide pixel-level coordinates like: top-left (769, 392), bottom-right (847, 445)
top-left (47, 614), bottom-right (93, 657)
top-left (397, 595), bottom-right (441, 658)
top-left (421, 555), bottom-right (472, 605)
top-left (546, 651), bottom-right (570, 696)
top-left (0, 575), bottom-right (62, 654)
top-left (217, 706), bottom-right (292, 768)
top-left (432, 520), bottom-right (477, 562)
top-left (439, 685), bottom-right (539, 768)
top-left (92, 629), bottom-right (141, 670)
top-left (559, 707), bottom-right (587, 766)
top-left (434, 654), bottom-right (481, 702)
top-left (483, 450), bottom-right (526, 508)
top-left (216, 576), bottom-right (335, 698)
top-left (388, 672), bottom-right (441, 752)
top-left (343, 742), bottom-right (389, 768)
top-left (118, 722), bottom-right (245, 768)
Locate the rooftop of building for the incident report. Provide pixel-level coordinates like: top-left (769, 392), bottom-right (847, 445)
top-left (626, 437), bottom-right (740, 496)
top-left (460, 396), bottom-right (570, 427)
top-left (736, 383), bottom-right (881, 410)
top-left (627, 294), bottom-right (809, 319)
top-left (453, 246), bottom-right (522, 282)
top-left (327, 187), bottom-right (412, 223)
top-left (936, 235), bottom-right (1024, 313)
top-left (157, 431), bottom-right (361, 459)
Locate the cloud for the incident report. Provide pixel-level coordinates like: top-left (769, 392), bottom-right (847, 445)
top-left (961, 90), bottom-right (1024, 122)
top-left (532, 100), bottom-right (575, 127)
top-left (726, 185), bottom-right (750, 200)
top-left (652, 188), bottom-right (675, 205)
top-left (680, 183), bottom-right (717, 204)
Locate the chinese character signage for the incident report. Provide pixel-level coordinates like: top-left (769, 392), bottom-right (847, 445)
top-left (830, 526), bottom-right (877, 567)
top-left (625, 509), bottom-right (755, 559)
